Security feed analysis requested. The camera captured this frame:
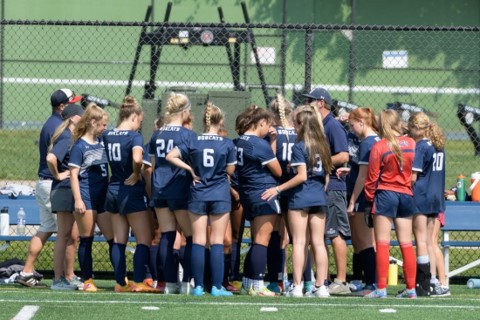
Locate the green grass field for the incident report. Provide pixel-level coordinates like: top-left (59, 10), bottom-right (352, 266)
top-left (1, 282), bottom-right (480, 320)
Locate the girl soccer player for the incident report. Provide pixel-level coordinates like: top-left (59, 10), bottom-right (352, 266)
top-left (47, 104), bottom-right (84, 290)
top-left (103, 96), bottom-right (158, 293)
top-left (344, 107), bottom-right (379, 294)
top-left (408, 112), bottom-right (448, 296)
top-left (235, 105), bottom-right (282, 297)
top-left (166, 102), bottom-right (237, 296)
top-left (149, 92), bottom-right (197, 294)
top-left (69, 104), bottom-right (113, 292)
top-left (364, 109), bottom-right (417, 298)
top-left (262, 105), bottom-right (332, 297)
top-left (266, 94), bottom-right (297, 293)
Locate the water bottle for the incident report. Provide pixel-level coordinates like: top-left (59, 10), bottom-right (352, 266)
top-left (16, 207), bottom-right (26, 235)
top-left (456, 174), bottom-right (466, 201)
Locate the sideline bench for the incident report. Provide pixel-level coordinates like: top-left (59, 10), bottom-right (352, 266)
top-left (441, 202), bottom-right (480, 284)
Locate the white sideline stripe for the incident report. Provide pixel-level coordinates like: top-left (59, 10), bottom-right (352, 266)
top-left (1, 298), bottom-right (480, 309)
top-left (12, 305), bottom-right (39, 320)
top-left (3, 77), bottom-right (480, 95)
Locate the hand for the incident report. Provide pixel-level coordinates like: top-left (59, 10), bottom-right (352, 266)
top-left (268, 127), bottom-right (277, 140)
top-left (58, 171), bottom-right (70, 181)
top-left (190, 169), bottom-right (201, 185)
top-left (347, 202), bottom-right (355, 217)
top-left (124, 172), bottom-right (142, 186)
top-left (336, 167), bottom-right (351, 179)
top-left (74, 200), bottom-right (86, 215)
top-left (261, 187), bottom-right (278, 202)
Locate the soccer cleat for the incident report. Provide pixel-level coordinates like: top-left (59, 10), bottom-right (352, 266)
top-left (396, 288), bottom-right (417, 299)
top-left (311, 285), bottom-right (330, 298)
top-left (357, 284), bottom-right (376, 296)
top-left (430, 283), bottom-right (451, 297)
top-left (285, 284), bottom-right (303, 297)
top-left (68, 275), bottom-right (84, 290)
top-left (163, 282), bottom-right (179, 294)
top-left (130, 282), bottom-right (160, 293)
top-left (348, 280), bottom-right (364, 292)
top-left (240, 286), bottom-right (250, 295)
top-left (179, 282), bottom-right (192, 295)
top-left (51, 277), bottom-right (78, 290)
top-left (192, 286), bottom-right (205, 296)
top-left (365, 288), bottom-right (387, 298)
top-left (143, 278), bottom-right (154, 287)
top-left (114, 283), bottom-right (132, 293)
top-left (16, 272), bottom-right (48, 288)
top-left (223, 281), bottom-right (240, 294)
top-left (230, 280), bottom-right (242, 290)
top-left (266, 282), bottom-right (282, 294)
top-left (211, 286), bottom-right (233, 297)
top-left (328, 278), bottom-right (351, 295)
top-left (303, 281), bottom-right (313, 294)
top-left (248, 286), bottom-right (277, 297)
top-left (83, 278), bottom-right (98, 292)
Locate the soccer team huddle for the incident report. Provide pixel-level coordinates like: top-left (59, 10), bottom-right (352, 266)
top-left (18, 87), bottom-right (450, 298)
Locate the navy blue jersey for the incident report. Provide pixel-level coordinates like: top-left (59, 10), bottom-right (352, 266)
top-left (346, 132), bottom-right (360, 195)
top-left (68, 138), bottom-right (109, 202)
top-left (148, 125), bottom-right (197, 200)
top-left (178, 134), bottom-right (237, 202)
top-left (288, 140), bottom-right (328, 208)
top-left (412, 139), bottom-right (446, 213)
top-left (230, 138), bottom-right (240, 190)
top-left (50, 129), bottom-right (73, 189)
top-left (323, 113), bottom-right (349, 191)
top-left (103, 129), bottom-right (144, 184)
top-left (275, 126), bottom-right (297, 184)
top-left (38, 112), bottom-right (63, 179)
top-left (236, 134), bottom-right (278, 203)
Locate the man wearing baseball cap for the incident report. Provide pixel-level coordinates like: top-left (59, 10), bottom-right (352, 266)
top-left (303, 87), bottom-right (351, 295)
top-left (17, 89), bottom-right (82, 288)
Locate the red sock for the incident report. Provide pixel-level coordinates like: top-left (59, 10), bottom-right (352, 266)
top-left (400, 242), bottom-right (417, 290)
top-left (375, 240), bottom-right (390, 290)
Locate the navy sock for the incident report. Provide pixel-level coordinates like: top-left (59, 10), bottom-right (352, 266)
top-left (243, 247), bottom-right (253, 279)
top-left (204, 248), bottom-right (212, 290)
top-left (360, 247), bottom-right (376, 286)
top-left (303, 250), bottom-right (312, 282)
top-left (223, 253), bottom-right (232, 283)
top-left (267, 231), bottom-right (281, 282)
top-left (210, 244), bottom-right (224, 290)
top-left (149, 245), bottom-right (159, 280)
top-left (352, 252), bottom-right (363, 280)
top-left (111, 243), bottom-right (127, 285)
top-left (160, 231), bottom-right (177, 282)
top-left (78, 236), bottom-right (94, 280)
top-left (191, 243), bottom-right (205, 288)
top-left (280, 248), bottom-right (286, 280)
top-left (133, 244), bottom-right (149, 283)
top-left (182, 236), bottom-right (192, 282)
top-left (107, 239), bottom-right (114, 269)
top-left (231, 241), bottom-right (241, 280)
top-left (250, 244), bottom-right (268, 280)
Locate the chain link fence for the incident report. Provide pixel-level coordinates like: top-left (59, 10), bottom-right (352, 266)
top-left (0, 20), bottom-right (479, 278)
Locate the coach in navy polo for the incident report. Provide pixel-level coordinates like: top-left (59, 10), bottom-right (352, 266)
top-left (303, 87), bottom-right (351, 294)
top-left (17, 89), bottom-right (82, 287)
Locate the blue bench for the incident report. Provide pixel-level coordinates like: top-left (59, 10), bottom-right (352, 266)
top-left (441, 202), bottom-right (480, 284)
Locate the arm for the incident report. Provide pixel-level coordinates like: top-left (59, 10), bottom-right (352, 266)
top-left (226, 164), bottom-right (235, 177)
top-left (268, 127), bottom-right (277, 155)
top-left (69, 166), bottom-right (85, 214)
top-left (166, 147), bottom-right (200, 183)
top-left (125, 147), bottom-right (143, 186)
top-left (411, 171), bottom-right (419, 187)
top-left (364, 146), bottom-right (381, 202)
top-left (262, 165), bottom-right (307, 201)
top-left (331, 151), bottom-right (349, 167)
top-left (348, 164), bottom-right (368, 214)
top-left (142, 164), bottom-right (153, 199)
top-left (265, 159), bottom-right (282, 178)
top-left (46, 153), bottom-right (70, 181)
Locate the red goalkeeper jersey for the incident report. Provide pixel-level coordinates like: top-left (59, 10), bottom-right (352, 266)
top-left (364, 136), bottom-right (416, 202)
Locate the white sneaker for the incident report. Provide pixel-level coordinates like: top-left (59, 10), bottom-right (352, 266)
top-left (312, 285), bottom-right (330, 298)
top-left (285, 284), bottom-right (303, 297)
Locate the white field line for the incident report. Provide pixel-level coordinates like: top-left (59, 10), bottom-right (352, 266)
top-left (1, 298), bottom-right (480, 310)
top-left (3, 77), bottom-right (480, 95)
top-left (12, 305), bottom-right (39, 320)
